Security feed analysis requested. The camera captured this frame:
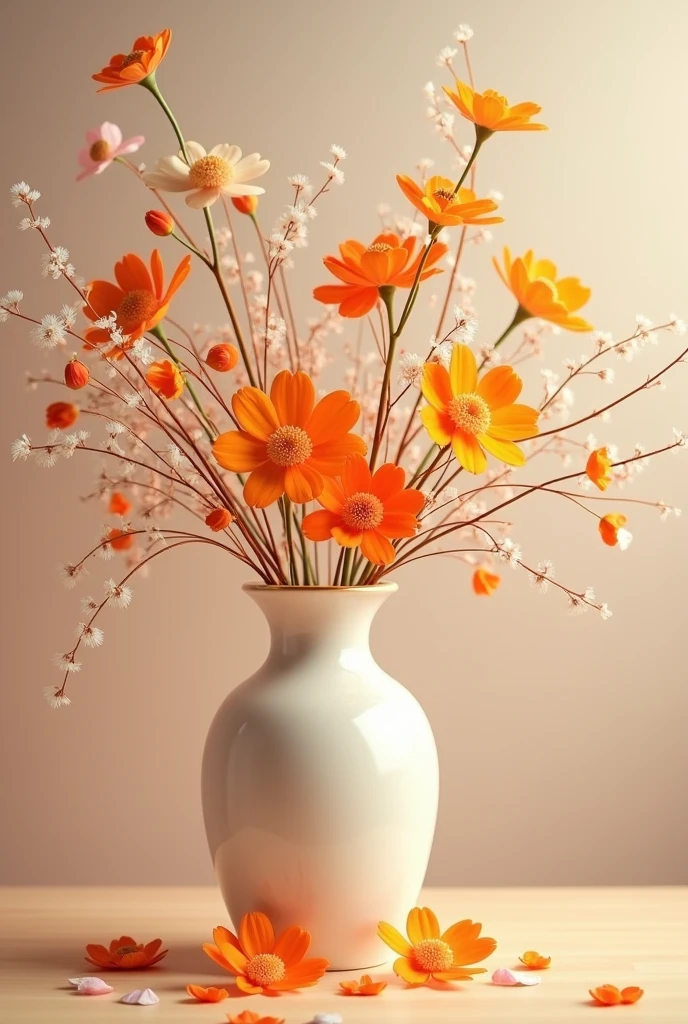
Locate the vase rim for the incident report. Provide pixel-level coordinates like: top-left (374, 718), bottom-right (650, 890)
top-left (243, 582), bottom-right (398, 594)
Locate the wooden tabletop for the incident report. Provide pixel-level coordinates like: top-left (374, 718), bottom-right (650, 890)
top-left (1, 887), bottom-right (685, 1022)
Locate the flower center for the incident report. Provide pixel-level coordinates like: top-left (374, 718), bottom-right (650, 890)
top-left (447, 393), bottom-right (491, 435)
top-left (121, 49), bottom-right (145, 68)
top-left (117, 290), bottom-right (159, 331)
top-left (89, 140), bottom-right (111, 162)
top-left (116, 944), bottom-right (141, 956)
top-left (412, 938), bottom-right (454, 973)
top-left (266, 425), bottom-right (313, 466)
top-left (188, 155), bottom-right (233, 190)
top-left (341, 492), bottom-right (384, 531)
top-left (433, 187), bottom-right (455, 203)
top-left (367, 242), bottom-right (393, 252)
top-left (245, 952), bottom-right (286, 987)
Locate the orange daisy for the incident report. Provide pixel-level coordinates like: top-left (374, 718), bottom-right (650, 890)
top-left (444, 80), bottom-right (547, 134)
top-left (421, 344), bottom-right (539, 473)
top-left (85, 936), bottom-right (167, 970)
top-left (493, 247), bottom-right (592, 332)
top-left (212, 370), bottom-right (366, 507)
top-left (378, 907), bottom-right (496, 985)
top-left (186, 984), bottom-right (229, 1003)
top-left (313, 231), bottom-right (447, 318)
top-left (586, 447), bottom-right (613, 491)
top-left (302, 454), bottom-right (424, 565)
top-left (520, 950), bottom-right (551, 969)
top-left (339, 973), bottom-right (387, 996)
top-left (227, 1012), bottom-right (285, 1024)
top-left (83, 250), bottom-right (191, 351)
top-left (146, 359), bottom-right (185, 400)
top-left (93, 30), bottom-right (172, 92)
top-left (589, 985), bottom-right (644, 1006)
top-left (202, 912), bottom-right (329, 994)
top-left (472, 567), bottom-right (501, 596)
top-left (396, 176), bottom-right (503, 229)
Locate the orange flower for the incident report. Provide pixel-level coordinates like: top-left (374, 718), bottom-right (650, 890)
top-left (186, 983), bottom-right (229, 1003)
top-left (85, 936), bottom-right (167, 969)
top-left (396, 176), bottom-right (503, 229)
top-left (586, 447), bottom-right (613, 491)
top-left (212, 370), bottom-right (366, 507)
top-left (599, 513), bottom-right (632, 549)
top-left (421, 344), bottom-right (539, 474)
top-left (202, 912), bottom-right (329, 994)
top-left (83, 250), bottom-right (191, 350)
top-left (313, 232), bottom-right (447, 318)
top-left (145, 209), bottom-right (175, 237)
top-left (444, 80), bottom-right (547, 134)
top-left (302, 454), bottom-right (424, 565)
top-left (108, 527), bottom-right (134, 551)
top-left (109, 492), bottom-right (132, 516)
top-left (206, 343), bottom-right (239, 372)
top-left (339, 973), bottom-right (387, 996)
top-left (227, 1012), bottom-right (285, 1024)
top-left (46, 401), bottom-right (78, 430)
top-left (232, 195), bottom-right (259, 216)
top-left (589, 985), bottom-right (644, 1006)
top-left (92, 30), bottom-right (172, 92)
top-left (146, 359), bottom-right (185, 400)
top-left (206, 507), bottom-right (234, 532)
top-left (472, 567), bottom-right (501, 596)
top-left (520, 950), bottom-right (551, 969)
top-left (378, 907), bottom-right (496, 985)
top-left (493, 247), bottom-right (592, 332)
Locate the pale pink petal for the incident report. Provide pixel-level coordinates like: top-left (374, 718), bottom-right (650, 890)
top-left (85, 127), bottom-right (102, 144)
top-left (120, 989), bottom-right (159, 1005)
top-left (100, 122), bottom-right (122, 149)
top-left (69, 976), bottom-right (114, 995)
top-left (77, 147), bottom-right (94, 168)
top-left (115, 136), bottom-right (145, 157)
top-left (185, 187), bottom-right (221, 208)
top-left (492, 967), bottom-right (541, 987)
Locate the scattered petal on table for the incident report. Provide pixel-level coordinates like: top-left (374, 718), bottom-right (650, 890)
top-left (589, 984), bottom-right (644, 1005)
top-left (120, 987), bottom-right (159, 1005)
top-left (311, 1015), bottom-right (344, 1024)
top-left (519, 950), bottom-right (551, 969)
top-left (492, 967), bottom-right (541, 986)
top-left (339, 972), bottom-right (387, 995)
top-left (620, 987), bottom-right (644, 1004)
top-left (227, 1012), bottom-right (285, 1024)
top-left (186, 983), bottom-right (230, 1002)
top-left (68, 976), bottom-right (114, 995)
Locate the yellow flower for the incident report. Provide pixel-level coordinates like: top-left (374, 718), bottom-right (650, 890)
top-left (421, 344), bottom-right (539, 474)
top-left (599, 513), bottom-right (632, 549)
top-left (493, 247), bottom-right (593, 332)
top-left (378, 907), bottom-right (496, 985)
top-left (444, 80), bottom-right (547, 134)
top-left (472, 567), bottom-right (501, 596)
top-left (396, 175), bottom-right (503, 229)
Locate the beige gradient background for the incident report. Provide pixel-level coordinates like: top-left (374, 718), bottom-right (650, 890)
top-left (1, 0), bottom-right (686, 886)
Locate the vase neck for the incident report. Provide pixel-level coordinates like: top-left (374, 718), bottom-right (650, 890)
top-left (245, 585), bottom-right (397, 662)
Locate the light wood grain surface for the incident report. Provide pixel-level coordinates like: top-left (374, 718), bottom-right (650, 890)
top-left (1, 887), bottom-right (686, 1022)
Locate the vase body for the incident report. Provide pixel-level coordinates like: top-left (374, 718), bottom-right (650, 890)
top-left (201, 583), bottom-right (439, 970)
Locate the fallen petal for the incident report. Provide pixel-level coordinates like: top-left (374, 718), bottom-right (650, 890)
top-left (492, 967), bottom-right (541, 987)
top-left (120, 988), bottom-right (159, 1005)
top-left (311, 1015), bottom-right (344, 1024)
top-left (68, 976), bottom-right (114, 995)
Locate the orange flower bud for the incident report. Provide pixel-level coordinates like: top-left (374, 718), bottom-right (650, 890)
top-left (46, 401), bottom-right (78, 430)
top-left (472, 567), bottom-right (501, 596)
top-left (145, 209), bottom-right (175, 237)
top-left (64, 358), bottom-right (90, 390)
top-left (108, 527), bottom-right (134, 551)
top-left (586, 446), bottom-right (612, 491)
top-left (206, 343), bottom-right (239, 372)
top-left (231, 195), bottom-right (258, 216)
top-left (146, 359), bottom-right (185, 400)
top-left (109, 492), bottom-right (132, 516)
top-left (205, 507), bottom-right (234, 532)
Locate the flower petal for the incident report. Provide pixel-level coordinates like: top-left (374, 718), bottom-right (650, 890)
top-left (360, 530), bottom-right (396, 565)
top-left (243, 462), bottom-right (286, 508)
top-left (393, 956), bottom-right (429, 985)
top-left (407, 907), bottom-right (441, 944)
top-left (377, 922), bottom-right (413, 957)
top-left (114, 254), bottom-right (152, 294)
top-left (477, 365), bottom-right (523, 409)
top-left (270, 370), bottom-right (315, 427)
top-left (302, 509), bottom-right (339, 541)
top-left (240, 912), bottom-right (275, 958)
top-left (452, 431), bottom-right (488, 474)
top-left (235, 975), bottom-right (263, 994)
top-left (213, 430), bottom-right (268, 472)
top-left (488, 404), bottom-right (539, 441)
top-left (273, 925), bottom-right (311, 967)
top-left (284, 463), bottom-right (324, 503)
top-left (232, 387), bottom-right (281, 439)
top-left (342, 453), bottom-right (372, 493)
top-left (370, 462), bottom-right (406, 500)
top-left (420, 405), bottom-right (453, 446)
top-left (422, 362), bottom-right (453, 411)
top-left (270, 957), bottom-right (329, 990)
top-left (478, 433), bottom-right (526, 467)
top-left (306, 392), bottom-right (361, 444)
top-left (450, 344), bottom-right (477, 395)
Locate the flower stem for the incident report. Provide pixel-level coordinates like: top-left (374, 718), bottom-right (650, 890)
top-left (151, 324), bottom-right (215, 440)
top-left (282, 497), bottom-right (298, 584)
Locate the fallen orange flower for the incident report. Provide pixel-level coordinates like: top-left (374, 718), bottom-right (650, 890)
top-left (85, 936), bottom-right (167, 969)
top-left (589, 984), bottom-right (644, 1005)
top-left (202, 912), bottom-right (329, 994)
top-left (186, 983), bottom-right (229, 1003)
top-left (227, 1012), bottom-right (285, 1024)
top-left (93, 30), bottom-right (172, 92)
top-left (472, 567), bottom-right (501, 596)
top-left (519, 950), bottom-right (551, 969)
top-left (586, 447), bottom-right (613, 491)
top-left (378, 907), bottom-right (496, 985)
top-left (339, 973), bottom-right (387, 995)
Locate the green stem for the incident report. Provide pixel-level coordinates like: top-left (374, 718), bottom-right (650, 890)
top-left (493, 305), bottom-right (532, 351)
top-left (283, 497), bottom-right (298, 585)
top-left (369, 286), bottom-right (397, 470)
top-left (341, 548), bottom-right (354, 586)
top-left (292, 510), bottom-right (315, 585)
top-left (332, 547), bottom-right (345, 587)
top-left (140, 74), bottom-right (188, 159)
top-left (151, 324), bottom-right (215, 441)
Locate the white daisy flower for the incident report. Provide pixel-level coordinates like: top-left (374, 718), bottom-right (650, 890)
top-left (143, 143), bottom-right (269, 209)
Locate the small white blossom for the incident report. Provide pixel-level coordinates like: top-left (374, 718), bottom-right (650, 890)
top-left (60, 562), bottom-right (86, 589)
top-left (398, 352), bottom-right (425, 387)
top-left (454, 23), bottom-right (474, 42)
top-left (3, 289), bottom-right (24, 307)
top-left (598, 368), bottom-right (615, 383)
top-left (319, 161), bottom-right (345, 184)
top-left (530, 559), bottom-right (555, 593)
top-left (329, 144), bottom-right (346, 160)
top-left (81, 596), bottom-right (99, 613)
top-left (452, 306), bottom-right (478, 343)
top-left (288, 173), bottom-right (310, 188)
top-left (568, 594), bottom-right (589, 615)
top-left (268, 233), bottom-right (295, 260)
top-left (43, 685), bottom-right (71, 709)
top-left (0, 307), bottom-right (8, 324)
top-left (437, 46), bottom-right (458, 67)
top-left (668, 313), bottom-right (686, 335)
top-left (30, 313), bottom-right (66, 349)
top-left (10, 181), bottom-right (40, 206)
top-left (497, 538), bottom-right (522, 568)
top-left (487, 189), bottom-right (504, 203)
top-left (11, 434), bottom-right (32, 462)
top-left (93, 311), bottom-right (118, 331)
top-left (672, 427), bottom-right (687, 447)
top-left (35, 445), bottom-right (60, 468)
top-left (104, 579), bottom-right (133, 609)
top-left (60, 304), bottom-right (79, 328)
top-left (123, 391), bottom-right (143, 408)
top-left (53, 653), bottom-right (81, 673)
top-left (77, 623), bottom-right (105, 648)
top-left (41, 247), bottom-right (74, 280)
top-left (599, 604), bottom-right (613, 620)
top-left (439, 486), bottom-right (459, 502)
top-left (130, 339), bottom-right (154, 365)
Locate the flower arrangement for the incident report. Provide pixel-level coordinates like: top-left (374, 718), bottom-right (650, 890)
top-left (6, 26), bottom-right (685, 711)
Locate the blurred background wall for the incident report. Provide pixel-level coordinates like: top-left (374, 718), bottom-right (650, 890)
top-left (1, 0), bottom-right (686, 885)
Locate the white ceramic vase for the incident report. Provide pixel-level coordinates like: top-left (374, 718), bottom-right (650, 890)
top-left (201, 582), bottom-right (439, 970)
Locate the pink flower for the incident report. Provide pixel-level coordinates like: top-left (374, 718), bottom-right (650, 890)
top-left (76, 123), bottom-right (144, 182)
